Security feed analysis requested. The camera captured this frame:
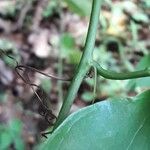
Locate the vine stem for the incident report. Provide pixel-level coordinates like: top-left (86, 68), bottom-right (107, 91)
top-left (53, 0), bottom-right (103, 130)
top-left (92, 61), bottom-right (150, 80)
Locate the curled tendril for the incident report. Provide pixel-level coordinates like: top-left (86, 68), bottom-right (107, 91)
top-left (0, 49), bottom-right (72, 137)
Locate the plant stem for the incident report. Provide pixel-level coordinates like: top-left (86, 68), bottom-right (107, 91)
top-left (53, 0), bottom-right (103, 130)
top-left (93, 61), bottom-right (150, 80)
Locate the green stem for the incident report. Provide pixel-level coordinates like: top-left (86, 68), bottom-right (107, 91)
top-left (93, 61), bottom-right (150, 80)
top-left (53, 0), bottom-right (103, 130)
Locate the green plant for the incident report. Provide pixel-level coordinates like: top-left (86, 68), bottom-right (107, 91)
top-left (1, 0), bottom-right (149, 149)
top-left (41, 90), bottom-right (150, 150)
top-left (52, 0), bottom-right (150, 130)
top-left (42, 0), bottom-right (58, 18)
top-left (64, 0), bottom-right (91, 16)
top-left (0, 119), bottom-right (24, 150)
top-left (40, 0), bottom-right (150, 148)
top-left (0, 39), bottom-right (20, 68)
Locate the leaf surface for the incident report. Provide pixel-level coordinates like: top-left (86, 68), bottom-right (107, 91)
top-left (41, 90), bottom-right (150, 150)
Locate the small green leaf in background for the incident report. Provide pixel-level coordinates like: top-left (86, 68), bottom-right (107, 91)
top-left (64, 0), bottom-right (91, 16)
top-left (135, 54), bottom-right (150, 87)
top-left (68, 50), bottom-right (82, 64)
top-left (127, 54), bottom-right (150, 89)
top-left (101, 80), bottom-right (126, 96)
top-left (9, 119), bottom-right (25, 150)
top-left (0, 130), bottom-right (13, 150)
top-left (143, 1), bottom-right (150, 8)
top-left (136, 54), bottom-right (150, 70)
top-left (40, 90), bottom-right (150, 150)
top-left (0, 39), bottom-right (17, 52)
top-left (0, 39), bottom-right (20, 68)
top-left (61, 33), bottom-right (75, 49)
top-left (14, 137), bottom-right (25, 150)
top-left (81, 91), bottom-right (94, 102)
top-left (9, 119), bottom-right (22, 135)
top-left (60, 33), bottom-right (82, 64)
top-left (2, 55), bottom-right (20, 68)
top-left (0, 119), bottom-right (24, 150)
top-left (40, 78), bottom-right (52, 94)
top-left (42, 0), bottom-right (57, 18)
top-left (132, 12), bottom-right (149, 23)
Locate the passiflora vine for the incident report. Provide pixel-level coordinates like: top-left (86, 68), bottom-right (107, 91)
top-left (53, 0), bottom-right (150, 130)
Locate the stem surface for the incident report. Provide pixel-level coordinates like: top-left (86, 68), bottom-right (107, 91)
top-left (93, 61), bottom-right (150, 80)
top-left (53, 0), bottom-right (103, 129)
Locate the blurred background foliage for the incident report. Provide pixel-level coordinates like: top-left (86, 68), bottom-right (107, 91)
top-left (0, 0), bottom-right (149, 149)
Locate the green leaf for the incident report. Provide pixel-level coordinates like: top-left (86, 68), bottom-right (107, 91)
top-left (136, 54), bottom-right (150, 70)
top-left (60, 33), bottom-right (82, 64)
top-left (0, 39), bottom-right (20, 67)
top-left (9, 119), bottom-right (22, 135)
top-left (136, 77), bottom-right (150, 87)
top-left (68, 49), bottom-right (82, 64)
top-left (3, 55), bottom-right (19, 68)
top-left (0, 39), bottom-right (16, 52)
top-left (60, 33), bottom-right (75, 58)
top-left (81, 91), bottom-right (94, 102)
top-left (132, 12), bottom-right (149, 23)
top-left (61, 34), bottom-right (75, 49)
top-left (64, 0), bottom-right (91, 16)
top-left (40, 78), bottom-right (52, 94)
top-left (42, 0), bottom-right (57, 18)
top-left (14, 137), bottom-right (25, 150)
top-left (127, 54), bottom-right (150, 89)
top-left (0, 130), bottom-right (13, 150)
top-left (143, 1), bottom-right (150, 8)
top-left (41, 90), bottom-right (150, 150)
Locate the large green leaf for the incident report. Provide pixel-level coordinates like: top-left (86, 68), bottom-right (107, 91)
top-left (40, 90), bottom-right (150, 150)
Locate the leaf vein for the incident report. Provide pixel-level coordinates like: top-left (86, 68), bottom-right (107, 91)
top-left (126, 118), bottom-right (146, 150)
